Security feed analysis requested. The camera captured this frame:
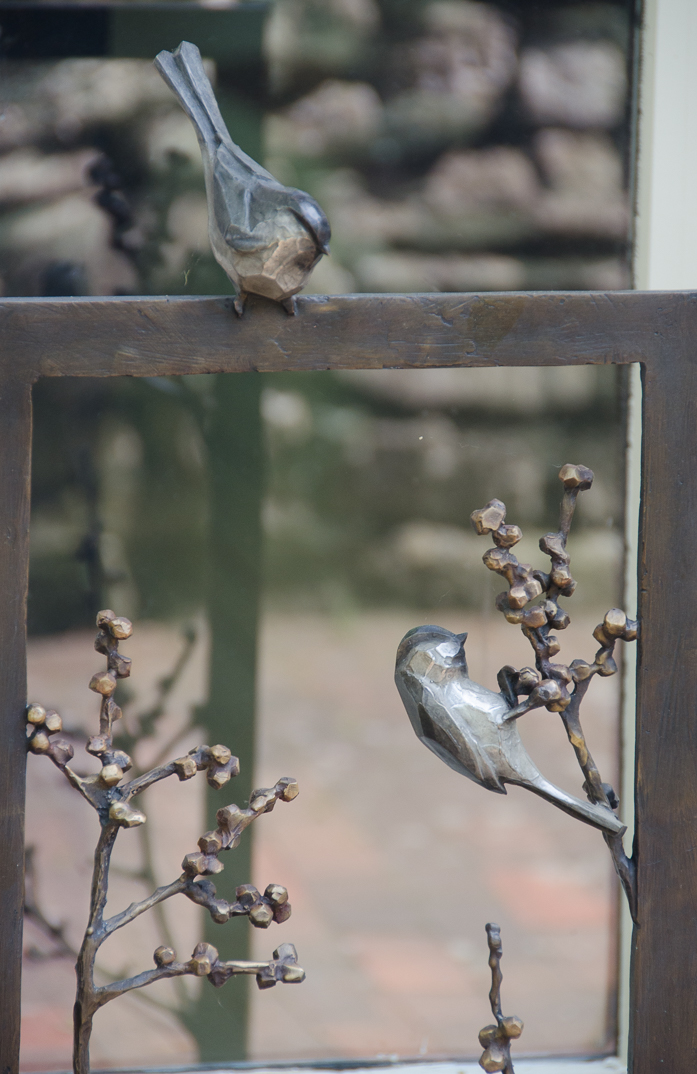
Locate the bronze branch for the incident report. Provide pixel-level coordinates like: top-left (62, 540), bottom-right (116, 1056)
top-left (26, 610), bottom-right (303, 1074)
top-left (477, 924), bottom-right (522, 1074)
top-left (470, 464), bottom-right (638, 918)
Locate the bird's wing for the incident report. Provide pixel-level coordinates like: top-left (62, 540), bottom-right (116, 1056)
top-left (223, 223), bottom-right (275, 253)
top-left (399, 674), bottom-right (507, 792)
top-left (214, 134), bottom-right (278, 188)
top-left (421, 699), bottom-right (507, 792)
top-left (211, 145), bottom-right (287, 251)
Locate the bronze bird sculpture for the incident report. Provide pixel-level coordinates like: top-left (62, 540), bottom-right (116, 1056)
top-left (395, 624), bottom-right (624, 835)
top-left (154, 41), bottom-right (330, 315)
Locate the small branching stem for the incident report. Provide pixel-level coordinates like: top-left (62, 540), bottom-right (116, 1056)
top-left (74, 823), bottom-right (118, 1074)
top-left (487, 927), bottom-right (503, 1024)
top-left (121, 760), bottom-right (180, 799)
top-left (558, 485), bottom-right (580, 541)
top-left (26, 610), bottom-right (303, 1074)
top-left (104, 879), bottom-right (186, 936)
top-left (471, 464), bottom-right (639, 919)
top-left (559, 679), bottom-right (607, 803)
top-left (95, 957), bottom-right (282, 1006)
top-left (559, 680), bottom-right (637, 920)
top-left (477, 923), bottom-right (522, 1073)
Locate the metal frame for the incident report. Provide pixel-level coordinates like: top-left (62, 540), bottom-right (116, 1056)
top-left (0, 289), bottom-right (694, 1073)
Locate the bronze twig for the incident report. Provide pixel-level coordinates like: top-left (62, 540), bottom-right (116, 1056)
top-left (26, 610), bottom-right (304, 1074)
top-left (478, 923), bottom-right (523, 1074)
top-left (396, 464), bottom-right (638, 921)
top-left (470, 465), bottom-right (638, 918)
top-left (113, 623), bottom-right (201, 1011)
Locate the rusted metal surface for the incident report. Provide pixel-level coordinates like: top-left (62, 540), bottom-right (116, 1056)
top-left (0, 289), bottom-right (695, 1073)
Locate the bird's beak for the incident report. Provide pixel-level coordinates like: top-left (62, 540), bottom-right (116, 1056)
top-left (320, 244), bottom-right (330, 256)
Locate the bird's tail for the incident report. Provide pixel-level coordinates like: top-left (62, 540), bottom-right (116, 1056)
top-left (524, 772), bottom-right (626, 835)
top-left (154, 41), bottom-right (230, 154)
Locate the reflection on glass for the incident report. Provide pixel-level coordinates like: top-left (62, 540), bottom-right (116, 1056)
top-left (249, 365), bottom-right (625, 1061)
top-left (11, 0), bottom-right (634, 1065)
top-left (22, 365), bottom-right (625, 1069)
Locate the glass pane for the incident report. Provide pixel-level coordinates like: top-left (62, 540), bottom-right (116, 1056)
top-left (24, 375), bottom-right (215, 1069)
top-left (249, 365), bottom-right (627, 1060)
top-left (22, 367), bottom-right (627, 1070)
top-left (4, 0), bottom-right (636, 1068)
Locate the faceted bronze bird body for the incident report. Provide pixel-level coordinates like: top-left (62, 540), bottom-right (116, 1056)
top-left (395, 624), bottom-right (624, 835)
top-left (154, 41), bottom-right (330, 314)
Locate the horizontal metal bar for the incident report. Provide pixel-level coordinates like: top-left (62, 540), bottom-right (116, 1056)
top-left (0, 291), bottom-right (694, 380)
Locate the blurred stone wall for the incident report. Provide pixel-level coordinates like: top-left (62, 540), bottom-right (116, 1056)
top-left (0, 0), bottom-right (635, 298)
top-left (264, 0), bottom-right (633, 295)
top-left (262, 364), bottom-right (626, 612)
top-left (8, 6), bottom-right (632, 1065)
top-left (0, 54), bottom-right (226, 297)
top-left (261, 0), bottom-right (631, 613)
top-left (0, 0), bottom-right (634, 629)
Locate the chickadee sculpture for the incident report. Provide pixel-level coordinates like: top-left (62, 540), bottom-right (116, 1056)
top-left (154, 41), bottom-right (331, 315)
top-left (395, 624), bottom-right (624, 835)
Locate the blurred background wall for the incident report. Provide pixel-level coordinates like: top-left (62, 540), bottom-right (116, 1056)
top-left (0, 0), bottom-right (635, 627)
top-left (0, 1), bottom-right (638, 1069)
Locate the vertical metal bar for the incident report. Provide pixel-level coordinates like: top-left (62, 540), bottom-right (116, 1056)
top-left (0, 375), bottom-right (33, 1074)
top-left (630, 325), bottom-right (697, 1071)
top-left (618, 362), bottom-right (642, 1065)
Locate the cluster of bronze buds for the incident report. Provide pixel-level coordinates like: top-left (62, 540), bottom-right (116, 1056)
top-left (151, 940), bottom-right (305, 990)
top-left (87, 609), bottom-right (134, 787)
top-left (471, 464), bottom-right (638, 716)
top-left (478, 923), bottom-right (522, 1074)
top-left (25, 610), bottom-right (144, 827)
top-left (182, 778), bottom-right (298, 881)
top-left (178, 778), bottom-right (299, 926)
top-left (479, 1019), bottom-right (523, 1073)
top-left (25, 609), bottom-right (258, 831)
top-left (26, 703), bottom-right (72, 766)
top-left (183, 868), bottom-right (292, 928)
top-left (172, 744), bottom-right (239, 789)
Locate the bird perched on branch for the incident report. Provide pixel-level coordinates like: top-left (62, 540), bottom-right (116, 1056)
top-left (154, 41), bottom-right (331, 315)
top-left (395, 624), bottom-right (624, 835)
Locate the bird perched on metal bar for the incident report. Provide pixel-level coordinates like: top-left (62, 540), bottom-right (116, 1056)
top-left (154, 41), bottom-right (331, 315)
top-left (395, 624), bottom-right (624, 835)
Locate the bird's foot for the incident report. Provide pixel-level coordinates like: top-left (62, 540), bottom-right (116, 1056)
top-left (281, 296), bottom-right (297, 316)
top-left (232, 293), bottom-right (247, 317)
